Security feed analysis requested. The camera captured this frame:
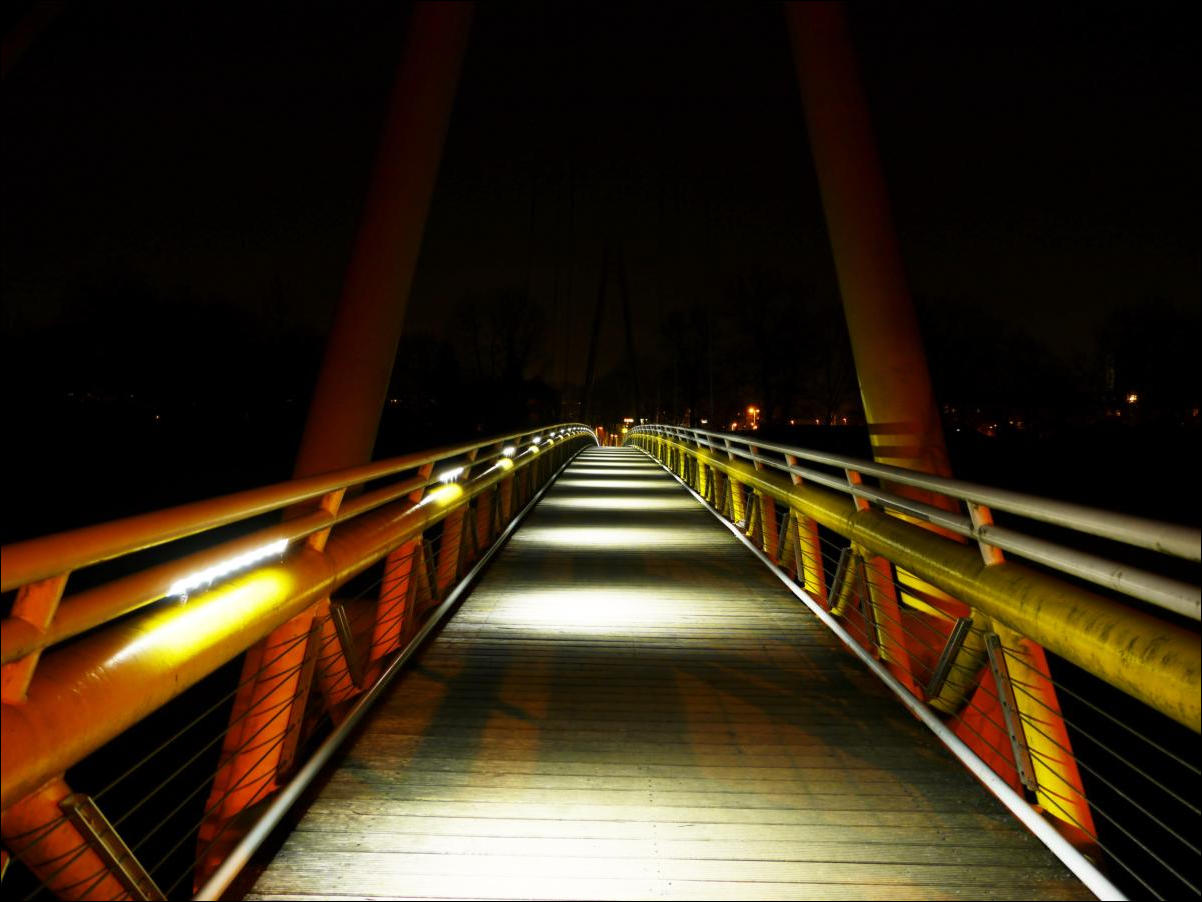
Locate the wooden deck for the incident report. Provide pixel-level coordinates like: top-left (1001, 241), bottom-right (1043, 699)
top-left (248, 446), bottom-right (1093, 901)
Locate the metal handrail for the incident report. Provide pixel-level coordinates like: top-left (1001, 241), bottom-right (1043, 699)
top-left (635, 425), bottom-right (1199, 560)
top-left (1, 424), bottom-right (591, 593)
top-left (630, 425), bottom-right (1200, 620)
top-left (0, 426), bottom-right (591, 665)
top-left (630, 424), bottom-right (1199, 898)
top-left (1, 424), bottom-right (597, 812)
top-left (192, 434), bottom-right (580, 901)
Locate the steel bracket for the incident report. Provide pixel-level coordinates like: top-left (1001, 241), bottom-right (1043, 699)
top-left (60, 793), bottom-right (165, 901)
top-left (984, 631), bottom-right (1038, 793)
top-left (924, 616), bottom-right (973, 698)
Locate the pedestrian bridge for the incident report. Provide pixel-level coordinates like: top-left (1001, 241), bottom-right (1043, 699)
top-left (1, 427), bottom-right (1197, 900)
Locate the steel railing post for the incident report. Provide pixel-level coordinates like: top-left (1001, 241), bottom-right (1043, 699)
top-left (0, 573), bottom-right (68, 703)
top-left (0, 777), bottom-right (137, 901)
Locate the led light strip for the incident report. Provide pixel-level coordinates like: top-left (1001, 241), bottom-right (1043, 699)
top-left (168, 539), bottom-right (288, 598)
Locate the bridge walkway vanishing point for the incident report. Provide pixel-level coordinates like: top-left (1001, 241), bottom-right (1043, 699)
top-left (247, 446), bottom-right (1093, 901)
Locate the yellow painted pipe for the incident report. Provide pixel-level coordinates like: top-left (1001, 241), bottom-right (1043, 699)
top-left (631, 435), bottom-right (1201, 731)
top-left (1, 426), bottom-right (587, 593)
top-left (0, 439), bottom-right (586, 810)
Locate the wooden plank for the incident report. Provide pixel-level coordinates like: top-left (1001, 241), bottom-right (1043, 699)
top-left (250, 446), bottom-right (1092, 901)
top-left (295, 798), bottom-right (1029, 829)
top-left (251, 850), bottom-right (1089, 889)
top-left (332, 756), bottom-right (973, 782)
top-left (248, 878), bottom-right (1083, 902)
top-left (276, 832), bottom-right (1052, 865)
top-left (286, 813), bottom-right (1041, 846)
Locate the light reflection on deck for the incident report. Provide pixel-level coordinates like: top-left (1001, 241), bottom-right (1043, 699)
top-left (248, 446), bottom-right (1092, 901)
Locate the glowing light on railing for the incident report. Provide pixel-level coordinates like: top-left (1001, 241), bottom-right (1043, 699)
top-left (438, 466), bottom-right (465, 484)
top-left (501, 446), bottom-right (516, 457)
top-left (168, 539), bottom-right (288, 598)
top-left (414, 483), bottom-right (465, 511)
top-left (431, 484), bottom-right (462, 503)
top-left (532, 436), bottom-right (542, 444)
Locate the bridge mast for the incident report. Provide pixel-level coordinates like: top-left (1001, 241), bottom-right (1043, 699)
top-left (784, 2), bottom-right (949, 482)
top-left (784, 2), bottom-right (1096, 849)
top-left (293, 3), bottom-right (473, 478)
top-left (195, 4), bottom-right (473, 887)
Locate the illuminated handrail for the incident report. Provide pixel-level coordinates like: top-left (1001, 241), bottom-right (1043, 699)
top-left (0, 423), bottom-right (597, 900)
top-left (0, 426), bottom-right (592, 666)
top-left (2, 426), bottom-right (587, 593)
top-left (626, 425), bottom-right (1199, 732)
top-left (671, 426), bottom-right (1199, 560)
top-left (630, 425), bottom-right (1200, 619)
top-left (1, 426), bottom-right (595, 807)
top-left (628, 424), bottom-right (1200, 899)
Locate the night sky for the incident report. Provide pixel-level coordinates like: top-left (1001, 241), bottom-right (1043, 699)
top-left (4, 3), bottom-right (1196, 377)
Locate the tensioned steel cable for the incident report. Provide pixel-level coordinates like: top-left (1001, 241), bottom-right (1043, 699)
top-left (1025, 742), bottom-right (1198, 895)
top-left (12, 657), bottom-right (300, 902)
top-left (110, 659), bottom-right (308, 832)
top-left (57, 491), bottom-right (522, 900)
top-left (71, 478), bottom-right (554, 902)
top-left (9, 437), bottom-right (591, 900)
top-left (1012, 701), bottom-right (1199, 862)
top-left (18, 529), bottom-right (434, 896)
top-left (1006, 672), bottom-right (1199, 816)
top-left (997, 646), bottom-right (1199, 775)
top-left (808, 520), bottom-right (1198, 786)
top-left (110, 533), bottom-right (442, 896)
top-left (637, 442), bottom-right (1127, 901)
top-left (847, 549), bottom-right (1199, 867)
top-left (816, 534), bottom-right (1197, 838)
top-left (65, 721), bottom-right (299, 902)
top-left (815, 561), bottom-right (1167, 897)
top-left (94, 627), bottom-right (311, 805)
top-left (18, 836), bottom-right (99, 902)
top-left (153, 729), bottom-right (296, 896)
top-left (809, 539), bottom-right (1197, 899)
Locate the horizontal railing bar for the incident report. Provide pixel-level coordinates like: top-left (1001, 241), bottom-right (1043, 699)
top-left (192, 432), bottom-right (582, 902)
top-left (1, 469), bottom-right (451, 665)
top-left (641, 425), bottom-right (1199, 620)
top-left (1, 508), bottom-right (332, 666)
top-left (644, 445), bottom-right (1126, 902)
top-left (0, 430), bottom-right (596, 810)
top-left (638, 426), bottom-right (1200, 562)
top-left (845, 483), bottom-right (975, 536)
top-left (628, 430), bottom-right (1200, 728)
top-left (682, 430), bottom-right (974, 535)
top-left (1, 424), bottom-right (590, 592)
top-left (980, 525), bottom-right (1201, 621)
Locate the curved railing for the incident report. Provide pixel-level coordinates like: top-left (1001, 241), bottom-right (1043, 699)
top-left (1, 424), bottom-right (596, 900)
top-left (628, 424), bottom-right (1199, 900)
top-left (630, 425), bottom-right (1199, 616)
